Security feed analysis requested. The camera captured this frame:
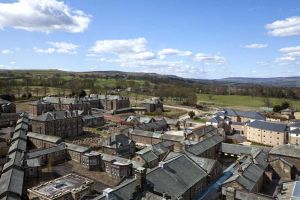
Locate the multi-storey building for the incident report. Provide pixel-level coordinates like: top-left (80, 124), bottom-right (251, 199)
top-left (245, 120), bottom-right (288, 146)
top-left (31, 110), bottom-right (83, 138)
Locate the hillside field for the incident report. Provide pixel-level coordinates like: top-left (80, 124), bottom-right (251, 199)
top-left (198, 94), bottom-right (300, 110)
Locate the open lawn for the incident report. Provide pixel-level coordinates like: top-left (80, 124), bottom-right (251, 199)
top-left (197, 93), bottom-right (300, 110)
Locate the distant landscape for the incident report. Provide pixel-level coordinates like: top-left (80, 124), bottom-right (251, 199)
top-left (1, 69), bottom-right (299, 110)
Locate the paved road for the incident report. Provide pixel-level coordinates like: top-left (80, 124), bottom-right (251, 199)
top-left (163, 104), bottom-right (203, 121)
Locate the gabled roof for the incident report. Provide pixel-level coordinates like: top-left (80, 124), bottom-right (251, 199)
top-left (27, 132), bottom-right (62, 144)
top-left (2, 151), bottom-right (24, 172)
top-left (223, 159), bottom-right (264, 192)
top-left (32, 110), bottom-right (80, 121)
top-left (223, 108), bottom-right (265, 120)
top-left (270, 144), bottom-right (300, 158)
top-left (0, 168), bottom-right (24, 197)
top-left (8, 139), bottom-right (27, 154)
top-left (26, 143), bottom-right (67, 159)
top-left (104, 134), bottom-right (133, 149)
top-left (16, 117), bottom-right (29, 125)
top-left (11, 130), bottom-right (27, 142)
top-left (248, 120), bottom-right (287, 132)
top-left (65, 142), bottom-right (90, 153)
top-left (220, 143), bottom-right (260, 156)
top-left (136, 119), bottom-right (168, 131)
top-left (186, 135), bottom-right (223, 156)
top-left (110, 154), bottom-right (208, 199)
top-left (14, 122), bottom-right (28, 132)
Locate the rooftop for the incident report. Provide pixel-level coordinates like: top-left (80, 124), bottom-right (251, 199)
top-left (27, 173), bottom-right (94, 199)
top-left (248, 120), bottom-right (288, 132)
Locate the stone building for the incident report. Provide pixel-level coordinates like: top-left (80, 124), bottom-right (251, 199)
top-left (82, 114), bottom-right (105, 127)
top-left (0, 98), bottom-right (16, 113)
top-left (101, 133), bottom-right (136, 157)
top-left (86, 94), bottom-right (130, 110)
top-left (97, 154), bottom-right (208, 200)
top-left (142, 97), bottom-right (163, 113)
top-left (31, 97), bottom-right (92, 116)
top-left (269, 144), bottom-right (300, 180)
top-left (218, 108), bottom-right (266, 123)
top-left (27, 173), bottom-right (95, 200)
top-left (65, 142), bottom-right (90, 163)
top-left (27, 131), bottom-right (63, 149)
top-left (31, 110), bottom-right (83, 139)
top-left (133, 141), bottom-right (174, 168)
top-left (245, 120), bottom-right (288, 146)
top-left (81, 151), bottom-right (102, 170)
top-left (186, 134), bottom-right (224, 159)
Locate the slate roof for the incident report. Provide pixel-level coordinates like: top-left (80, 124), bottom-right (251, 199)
top-left (290, 128), bottom-right (300, 134)
top-left (43, 96), bottom-right (83, 105)
top-left (164, 152), bottom-right (218, 175)
top-left (110, 154), bottom-right (208, 199)
top-left (0, 168), bottom-right (24, 197)
top-left (223, 158), bottom-right (264, 192)
top-left (270, 144), bottom-right (300, 158)
top-left (8, 139), bottom-right (27, 154)
top-left (2, 151), bottom-right (24, 172)
top-left (14, 122), bottom-right (28, 132)
top-left (136, 119), bottom-right (169, 132)
top-left (32, 110), bottom-right (80, 121)
top-left (26, 143), bottom-right (67, 159)
top-left (65, 142), bottom-right (90, 153)
top-left (16, 117), bottom-right (29, 125)
top-left (191, 125), bottom-right (218, 137)
top-left (136, 141), bottom-right (173, 163)
top-left (27, 132), bottom-right (63, 144)
top-left (101, 153), bottom-right (142, 169)
top-left (104, 134), bottom-right (133, 149)
top-left (11, 130), bottom-right (27, 142)
top-left (248, 120), bottom-right (287, 132)
top-left (290, 122), bottom-right (300, 128)
top-left (186, 135), bottom-right (223, 156)
top-left (223, 108), bottom-right (265, 120)
top-left (220, 143), bottom-right (261, 156)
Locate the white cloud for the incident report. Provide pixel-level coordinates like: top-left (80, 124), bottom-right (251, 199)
top-left (158, 48), bottom-right (192, 59)
top-left (275, 56), bottom-right (296, 63)
top-left (34, 42), bottom-right (78, 54)
top-left (266, 16), bottom-right (300, 37)
top-left (194, 53), bottom-right (227, 65)
top-left (0, 0), bottom-right (91, 33)
top-left (10, 61), bottom-right (16, 65)
top-left (89, 38), bottom-right (156, 61)
top-left (1, 49), bottom-right (14, 54)
top-left (279, 46), bottom-right (300, 53)
top-left (243, 43), bottom-right (268, 49)
top-left (90, 38), bottom-right (147, 54)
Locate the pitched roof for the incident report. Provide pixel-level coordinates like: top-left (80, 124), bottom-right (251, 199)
top-left (27, 132), bottom-right (63, 144)
top-left (110, 154), bottom-right (208, 199)
top-left (8, 139), bottom-right (27, 154)
top-left (11, 130), bottom-right (27, 142)
top-left (223, 108), bottom-right (265, 120)
top-left (65, 142), bottom-right (90, 153)
top-left (223, 159), bottom-right (264, 192)
top-left (32, 110), bottom-right (80, 121)
top-left (0, 168), bottom-right (24, 197)
top-left (14, 122), bottom-right (28, 132)
top-left (186, 135), bottom-right (223, 156)
top-left (270, 144), bottom-right (300, 158)
top-left (248, 120), bottom-right (287, 132)
top-left (220, 143), bottom-right (261, 156)
top-left (2, 151), bottom-right (24, 172)
top-left (26, 143), bottom-right (67, 159)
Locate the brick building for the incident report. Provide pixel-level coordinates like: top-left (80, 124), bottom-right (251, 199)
top-left (245, 120), bottom-right (288, 146)
top-left (31, 110), bottom-right (83, 139)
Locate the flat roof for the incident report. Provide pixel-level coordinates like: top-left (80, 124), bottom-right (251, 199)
top-left (28, 173), bottom-right (93, 199)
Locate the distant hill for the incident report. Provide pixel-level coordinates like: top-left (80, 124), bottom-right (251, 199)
top-left (1, 69), bottom-right (300, 87)
top-left (218, 77), bottom-right (300, 87)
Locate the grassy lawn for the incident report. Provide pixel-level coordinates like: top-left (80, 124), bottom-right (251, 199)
top-left (197, 93), bottom-right (300, 110)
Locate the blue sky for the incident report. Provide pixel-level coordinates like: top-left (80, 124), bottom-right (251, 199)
top-left (0, 0), bottom-right (300, 79)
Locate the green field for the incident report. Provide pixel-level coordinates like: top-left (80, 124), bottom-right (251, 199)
top-left (197, 94), bottom-right (300, 110)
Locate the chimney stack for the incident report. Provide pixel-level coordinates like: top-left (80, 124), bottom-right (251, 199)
top-left (135, 167), bottom-right (147, 191)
